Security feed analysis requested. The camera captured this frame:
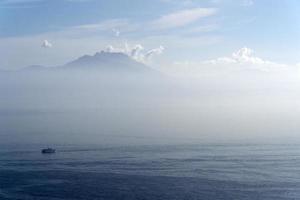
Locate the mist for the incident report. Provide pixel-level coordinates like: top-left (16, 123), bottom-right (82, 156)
top-left (1, 63), bottom-right (300, 146)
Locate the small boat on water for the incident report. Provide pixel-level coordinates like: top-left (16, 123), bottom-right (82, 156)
top-left (41, 148), bottom-right (56, 154)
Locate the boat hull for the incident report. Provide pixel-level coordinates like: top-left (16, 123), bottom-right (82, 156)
top-left (41, 149), bottom-right (56, 154)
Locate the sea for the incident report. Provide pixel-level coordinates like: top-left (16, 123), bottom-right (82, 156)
top-left (0, 143), bottom-right (300, 200)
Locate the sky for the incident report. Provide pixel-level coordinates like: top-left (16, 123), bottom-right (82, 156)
top-left (1, 0), bottom-right (300, 74)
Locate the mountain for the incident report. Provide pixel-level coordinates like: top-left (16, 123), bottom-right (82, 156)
top-left (20, 65), bottom-right (47, 71)
top-left (63, 51), bottom-right (155, 73)
top-left (17, 51), bottom-right (159, 76)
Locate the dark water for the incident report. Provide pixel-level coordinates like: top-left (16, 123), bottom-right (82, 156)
top-left (0, 144), bottom-right (300, 200)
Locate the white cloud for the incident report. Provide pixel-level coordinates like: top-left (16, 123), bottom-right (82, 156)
top-left (145, 46), bottom-right (165, 59)
top-left (130, 44), bottom-right (144, 59)
top-left (41, 40), bottom-right (52, 48)
top-left (205, 47), bottom-right (285, 70)
top-left (105, 45), bottom-right (115, 53)
top-left (105, 43), bottom-right (164, 63)
top-left (171, 47), bottom-right (291, 77)
top-left (150, 8), bottom-right (217, 30)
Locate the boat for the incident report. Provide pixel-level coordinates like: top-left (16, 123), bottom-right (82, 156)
top-left (41, 148), bottom-right (56, 154)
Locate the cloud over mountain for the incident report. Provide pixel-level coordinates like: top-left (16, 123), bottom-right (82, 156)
top-left (105, 43), bottom-right (164, 63)
top-left (145, 46), bottom-right (165, 59)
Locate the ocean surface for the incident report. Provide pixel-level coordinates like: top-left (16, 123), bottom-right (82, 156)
top-left (0, 143), bottom-right (300, 200)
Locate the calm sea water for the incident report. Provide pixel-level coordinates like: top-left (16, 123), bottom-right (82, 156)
top-left (0, 143), bottom-right (300, 200)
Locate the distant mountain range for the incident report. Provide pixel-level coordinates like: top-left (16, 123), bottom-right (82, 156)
top-left (18, 51), bottom-right (156, 74)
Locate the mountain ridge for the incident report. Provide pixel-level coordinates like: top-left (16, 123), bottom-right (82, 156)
top-left (18, 51), bottom-right (156, 74)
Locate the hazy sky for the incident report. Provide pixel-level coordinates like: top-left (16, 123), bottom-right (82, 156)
top-left (1, 0), bottom-right (300, 144)
top-left (1, 0), bottom-right (300, 73)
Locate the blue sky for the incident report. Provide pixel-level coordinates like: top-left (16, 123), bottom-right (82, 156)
top-left (1, 0), bottom-right (300, 73)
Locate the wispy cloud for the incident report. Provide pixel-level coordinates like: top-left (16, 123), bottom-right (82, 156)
top-left (59, 7), bottom-right (217, 38)
top-left (211, 0), bottom-right (254, 7)
top-left (241, 0), bottom-right (254, 6)
top-left (150, 8), bottom-right (217, 30)
top-left (0, 0), bottom-right (43, 8)
top-left (0, 0), bottom-right (42, 3)
top-left (66, 0), bottom-right (94, 2)
top-left (67, 19), bottom-right (138, 37)
top-left (73, 19), bottom-right (130, 31)
top-left (160, 0), bottom-right (195, 6)
top-left (1, 0), bottom-right (92, 3)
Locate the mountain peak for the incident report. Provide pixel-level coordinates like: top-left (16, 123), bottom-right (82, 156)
top-left (63, 51), bottom-right (151, 73)
top-left (18, 51), bottom-right (160, 76)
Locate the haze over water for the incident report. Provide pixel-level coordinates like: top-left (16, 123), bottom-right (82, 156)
top-left (1, 0), bottom-right (300, 199)
top-left (1, 64), bottom-right (300, 199)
